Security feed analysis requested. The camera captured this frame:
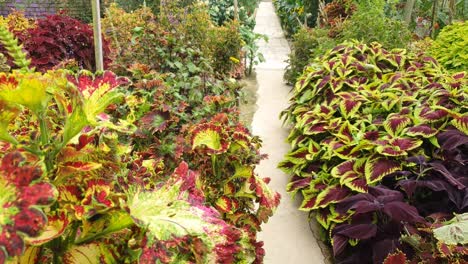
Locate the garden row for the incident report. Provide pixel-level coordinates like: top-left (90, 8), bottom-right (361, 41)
top-left (275, 0), bottom-right (467, 263)
top-left (0, 1), bottom-right (280, 263)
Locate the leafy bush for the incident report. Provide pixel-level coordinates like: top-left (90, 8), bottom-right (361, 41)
top-left (284, 27), bottom-right (335, 84)
top-left (430, 21), bottom-right (468, 72)
top-left (0, 65), bottom-right (279, 262)
top-left (17, 14), bottom-right (111, 72)
top-left (339, 0), bottom-right (411, 49)
top-left (280, 41), bottom-right (468, 263)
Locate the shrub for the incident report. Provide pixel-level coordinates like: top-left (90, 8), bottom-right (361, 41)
top-left (339, 0), bottom-right (411, 49)
top-left (430, 21), bottom-right (468, 72)
top-left (280, 41), bottom-right (467, 263)
top-left (18, 14), bottom-right (111, 72)
top-left (284, 27), bottom-right (336, 84)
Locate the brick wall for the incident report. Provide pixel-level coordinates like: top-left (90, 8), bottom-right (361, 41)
top-left (0, 0), bottom-right (93, 21)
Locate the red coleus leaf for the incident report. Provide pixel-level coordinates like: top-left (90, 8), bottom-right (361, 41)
top-left (286, 177), bottom-right (312, 195)
top-left (67, 70), bottom-right (129, 98)
top-left (312, 185), bottom-right (352, 210)
top-left (406, 124), bottom-right (438, 138)
top-left (140, 110), bottom-right (171, 133)
top-left (26, 212), bottom-right (70, 245)
top-left (365, 157), bottom-right (401, 184)
top-left (215, 196), bottom-right (240, 214)
top-left (331, 160), bottom-right (355, 178)
top-left (344, 178), bottom-right (368, 193)
top-left (384, 114), bottom-right (411, 136)
top-left (419, 107), bottom-right (449, 122)
top-left (0, 152), bottom-right (56, 260)
top-left (383, 250), bottom-right (408, 264)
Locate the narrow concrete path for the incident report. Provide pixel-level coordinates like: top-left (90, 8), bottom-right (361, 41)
top-left (253, 2), bottom-right (326, 264)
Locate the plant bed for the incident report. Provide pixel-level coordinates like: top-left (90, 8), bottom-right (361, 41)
top-left (0, 0), bottom-right (280, 262)
top-left (280, 41), bottom-right (468, 263)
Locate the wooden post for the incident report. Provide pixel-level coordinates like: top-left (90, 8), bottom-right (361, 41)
top-left (91, 0), bottom-right (104, 71)
top-left (234, 0), bottom-right (239, 20)
top-left (403, 0), bottom-right (416, 25)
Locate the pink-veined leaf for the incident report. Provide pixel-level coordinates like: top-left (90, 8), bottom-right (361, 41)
top-left (365, 157), bottom-right (401, 184)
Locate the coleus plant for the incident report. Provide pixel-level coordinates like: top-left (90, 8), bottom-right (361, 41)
top-left (0, 68), bottom-right (270, 263)
top-left (189, 115), bottom-right (281, 262)
top-left (279, 41), bottom-right (467, 262)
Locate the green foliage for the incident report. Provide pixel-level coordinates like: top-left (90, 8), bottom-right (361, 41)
top-left (0, 23), bottom-right (31, 72)
top-left (284, 27), bottom-right (336, 84)
top-left (339, 0), bottom-right (412, 50)
top-left (279, 41), bottom-right (468, 262)
top-left (430, 21), bottom-right (468, 72)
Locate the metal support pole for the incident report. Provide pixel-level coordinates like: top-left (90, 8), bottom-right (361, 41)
top-left (91, 0), bottom-right (104, 71)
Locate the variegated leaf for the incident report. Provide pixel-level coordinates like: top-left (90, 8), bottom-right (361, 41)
top-left (365, 157), bottom-right (401, 184)
top-left (312, 185), bottom-right (351, 210)
top-left (383, 114), bottom-right (411, 136)
top-left (452, 115), bottom-right (468, 135)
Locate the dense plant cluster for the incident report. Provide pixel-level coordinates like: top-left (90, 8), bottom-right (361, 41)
top-left (0, 13), bottom-right (110, 73)
top-left (430, 20), bottom-right (468, 72)
top-left (284, 27), bottom-right (335, 84)
top-left (0, 0), bottom-right (278, 262)
top-left (273, 0), bottom-right (333, 36)
top-left (280, 41), bottom-right (468, 263)
top-left (281, 0), bottom-right (412, 84)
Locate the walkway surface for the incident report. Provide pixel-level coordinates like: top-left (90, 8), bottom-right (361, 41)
top-left (253, 2), bottom-right (326, 264)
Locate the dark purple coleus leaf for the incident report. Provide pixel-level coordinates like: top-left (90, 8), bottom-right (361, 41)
top-left (437, 128), bottom-right (468, 151)
top-left (336, 186), bottom-right (424, 223)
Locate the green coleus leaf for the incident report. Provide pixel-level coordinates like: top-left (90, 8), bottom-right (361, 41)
top-left (0, 72), bottom-right (53, 115)
top-left (365, 156), bottom-right (401, 184)
top-left (433, 213), bottom-right (468, 245)
top-left (62, 243), bottom-right (115, 264)
top-left (191, 123), bottom-right (230, 154)
top-left (15, 246), bottom-right (41, 264)
top-left (282, 147), bottom-right (309, 165)
top-left (76, 210), bottom-right (134, 245)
